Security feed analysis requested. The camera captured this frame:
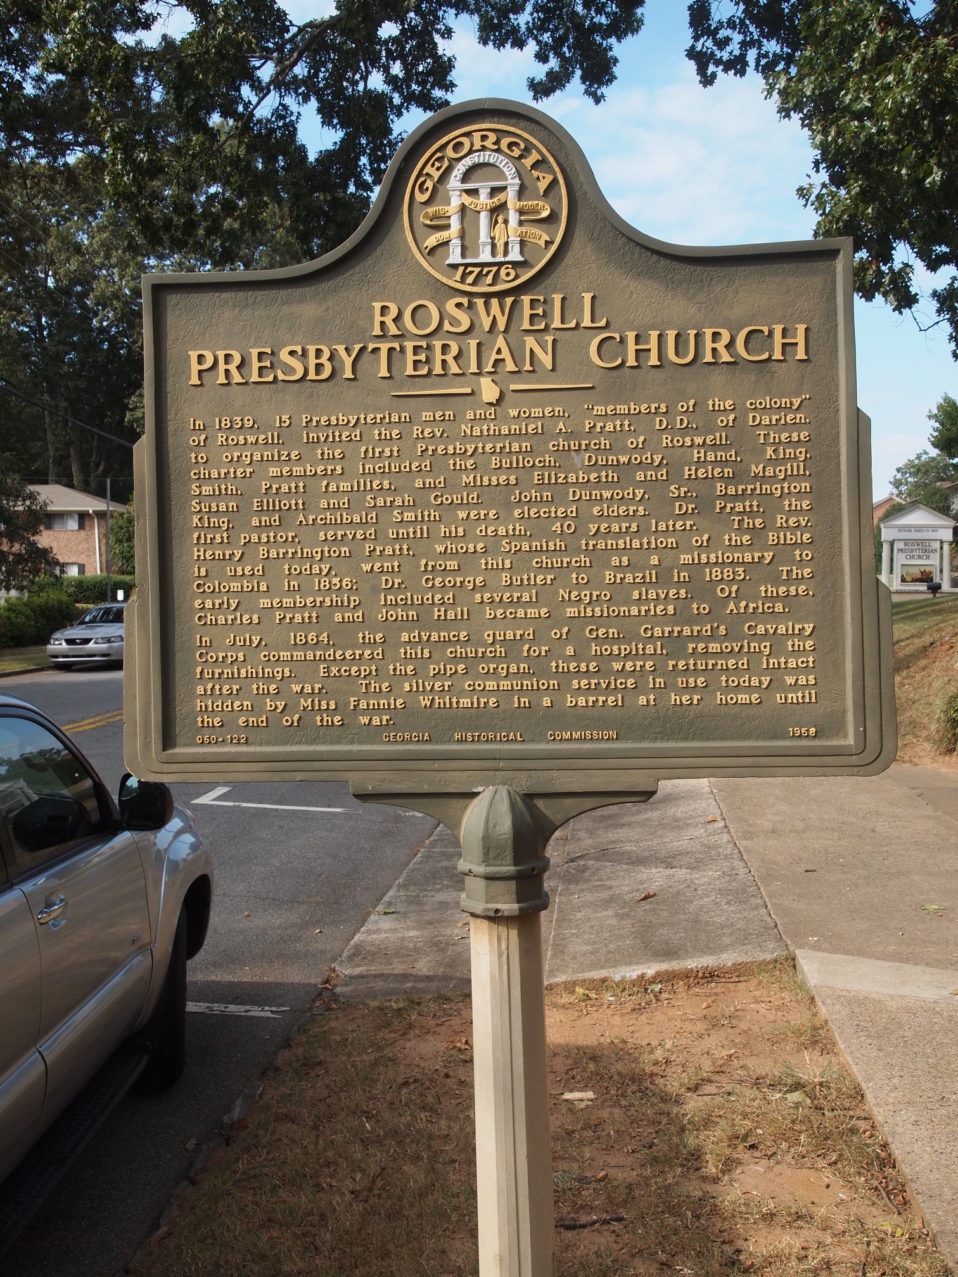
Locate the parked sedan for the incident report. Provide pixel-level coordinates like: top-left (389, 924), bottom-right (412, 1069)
top-left (46, 602), bottom-right (127, 669)
top-left (0, 694), bottom-right (212, 1241)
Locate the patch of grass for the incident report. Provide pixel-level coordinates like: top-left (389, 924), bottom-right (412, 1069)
top-left (892, 596), bottom-right (958, 765)
top-left (891, 594), bottom-right (958, 645)
top-left (0, 644), bottom-right (47, 674)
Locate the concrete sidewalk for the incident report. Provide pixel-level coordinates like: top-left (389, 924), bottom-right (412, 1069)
top-left (337, 763), bottom-right (958, 1269)
top-left (715, 765), bottom-right (958, 1267)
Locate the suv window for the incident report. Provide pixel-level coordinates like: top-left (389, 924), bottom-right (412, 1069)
top-left (0, 717), bottom-right (104, 871)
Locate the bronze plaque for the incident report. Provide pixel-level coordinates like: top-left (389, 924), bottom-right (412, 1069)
top-left (125, 100), bottom-right (895, 785)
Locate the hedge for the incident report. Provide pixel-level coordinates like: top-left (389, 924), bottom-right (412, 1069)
top-left (0, 590), bottom-right (78, 647)
top-left (27, 574), bottom-right (134, 605)
top-left (937, 690), bottom-right (958, 754)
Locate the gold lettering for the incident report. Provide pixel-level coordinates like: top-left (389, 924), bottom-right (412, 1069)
top-left (277, 345), bottom-right (306, 381)
top-left (217, 350), bottom-right (245, 385)
top-left (249, 348), bottom-right (275, 383)
top-left (702, 328), bottom-right (734, 364)
top-left (772, 324), bottom-right (808, 360)
top-left (372, 301), bottom-right (402, 336)
top-left (627, 331), bottom-right (662, 367)
top-left (590, 333), bottom-right (622, 369)
top-left (736, 326), bottom-right (770, 362)
top-left (189, 349), bottom-right (214, 386)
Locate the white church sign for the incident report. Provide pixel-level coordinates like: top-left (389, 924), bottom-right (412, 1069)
top-left (880, 504), bottom-right (955, 592)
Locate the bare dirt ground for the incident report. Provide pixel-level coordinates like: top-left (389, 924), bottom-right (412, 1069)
top-left (132, 960), bottom-right (948, 1276)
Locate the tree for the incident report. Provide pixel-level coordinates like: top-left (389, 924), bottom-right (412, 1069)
top-left (928, 393), bottom-right (958, 458)
top-left (1, 1), bottom-right (645, 271)
top-left (110, 498), bottom-right (135, 576)
top-left (885, 393), bottom-right (958, 520)
top-left (0, 2), bottom-right (646, 501)
top-left (687, 1), bottom-right (958, 353)
top-left (0, 473), bottom-right (57, 589)
top-left (0, 155), bottom-right (142, 498)
top-left (3, 3), bottom-right (956, 316)
top-left (1, 0), bottom-right (955, 492)
top-left (889, 448), bottom-right (958, 513)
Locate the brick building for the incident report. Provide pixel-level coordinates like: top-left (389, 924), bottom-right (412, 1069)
top-left (30, 484), bottom-right (127, 577)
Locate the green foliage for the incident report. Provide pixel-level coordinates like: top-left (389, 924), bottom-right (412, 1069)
top-left (64, 574), bottom-right (133, 604)
top-left (0, 574), bottom-right (133, 648)
top-left (888, 397), bottom-right (958, 519)
top-left (0, 473), bottom-right (58, 589)
top-left (2, 1), bottom-right (957, 361)
top-left (0, 0), bottom-right (955, 528)
top-left (928, 394), bottom-right (958, 459)
top-left (2, 1), bottom-right (644, 272)
top-left (0, 2), bottom-right (645, 508)
top-left (0, 589), bottom-right (75, 647)
top-left (28, 589), bottom-right (79, 639)
top-left (109, 500), bottom-right (135, 575)
top-left (26, 572), bottom-right (134, 604)
top-left (688, 1), bottom-right (958, 354)
top-left (935, 689), bottom-right (958, 753)
top-left (0, 598), bottom-right (41, 648)
top-left (889, 450), bottom-right (958, 512)
top-left (0, 156), bottom-right (141, 500)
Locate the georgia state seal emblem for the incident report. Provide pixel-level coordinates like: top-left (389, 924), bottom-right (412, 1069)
top-left (404, 123), bottom-right (568, 294)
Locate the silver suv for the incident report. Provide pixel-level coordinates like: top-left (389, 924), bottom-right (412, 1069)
top-left (0, 694), bottom-right (212, 1225)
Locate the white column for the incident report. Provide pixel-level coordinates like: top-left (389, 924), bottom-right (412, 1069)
top-left (882, 538), bottom-right (892, 588)
top-left (470, 914), bottom-right (554, 1277)
top-left (941, 537), bottom-right (952, 589)
top-left (478, 186), bottom-right (493, 260)
top-left (448, 184), bottom-right (463, 263)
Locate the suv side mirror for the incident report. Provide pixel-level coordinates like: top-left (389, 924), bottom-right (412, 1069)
top-left (118, 774), bottom-right (174, 830)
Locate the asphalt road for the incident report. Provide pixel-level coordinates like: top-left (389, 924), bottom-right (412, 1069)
top-left (1, 667), bottom-right (437, 1277)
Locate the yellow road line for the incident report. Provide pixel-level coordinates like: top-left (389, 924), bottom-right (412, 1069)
top-left (63, 708), bottom-right (124, 733)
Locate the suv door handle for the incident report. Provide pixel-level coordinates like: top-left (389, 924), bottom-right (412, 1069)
top-left (37, 894), bottom-right (68, 924)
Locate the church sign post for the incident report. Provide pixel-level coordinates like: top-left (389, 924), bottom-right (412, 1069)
top-left (126, 100), bottom-right (895, 1275)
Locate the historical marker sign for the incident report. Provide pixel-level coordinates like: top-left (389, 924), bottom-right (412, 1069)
top-left (124, 100), bottom-right (895, 785)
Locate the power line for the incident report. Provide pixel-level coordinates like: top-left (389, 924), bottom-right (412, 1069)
top-left (0, 377), bottom-right (135, 449)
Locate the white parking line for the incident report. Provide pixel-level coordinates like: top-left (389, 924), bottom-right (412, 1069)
top-left (192, 786), bottom-right (347, 813)
top-left (191, 786), bottom-right (427, 815)
top-left (187, 1001), bottom-right (290, 1019)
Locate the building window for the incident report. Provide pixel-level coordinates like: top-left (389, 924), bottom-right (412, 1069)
top-left (60, 563), bottom-right (85, 576)
top-left (44, 512), bottom-right (85, 531)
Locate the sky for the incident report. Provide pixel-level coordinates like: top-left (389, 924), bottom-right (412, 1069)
top-left (151, 0), bottom-right (954, 500)
top-left (373, 1), bottom-right (956, 502)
